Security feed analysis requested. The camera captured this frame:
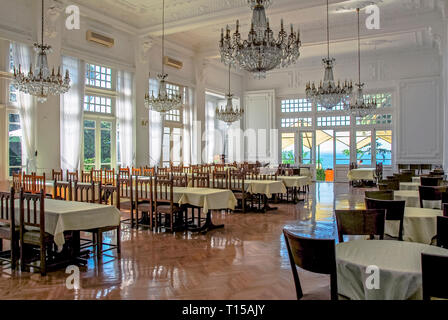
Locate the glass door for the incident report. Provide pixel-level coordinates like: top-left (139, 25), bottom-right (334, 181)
top-left (83, 118), bottom-right (116, 170)
top-left (298, 131), bottom-right (313, 165)
top-left (334, 130), bottom-right (351, 182)
top-left (315, 130), bottom-right (334, 181)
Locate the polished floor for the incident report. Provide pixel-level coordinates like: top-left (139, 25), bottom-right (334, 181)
top-left (0, 182), bottom-right (368, 300)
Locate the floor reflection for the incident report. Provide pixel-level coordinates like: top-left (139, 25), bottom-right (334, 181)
top-left (0, 182), bottom-right (369, 300)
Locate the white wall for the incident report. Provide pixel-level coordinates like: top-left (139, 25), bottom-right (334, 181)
top-left (244, 47), bottom-right (444, 168)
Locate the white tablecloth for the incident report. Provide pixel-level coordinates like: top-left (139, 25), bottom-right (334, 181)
top-left (244, 180), bottom-right (287, 197)
top-left (14, 199), bottom-right (120, 249)
top-left (173, 187), bottom-right (237, 213)
top-left (394, 190), bottom-right (420, 208)
top-left (400, 182), bottom-right (420, 191)
top-left (336, 240), bottom-right (448, 300)
top-left (385, 207), bottom-right (442, 244)
top-left (412, 177), bottom-right (421, 183)
top-left (394, 190), bottom-right (441, 209)
top-left (348, 169), bottom-right (377, 181)
top-left (278, 176), bottom-right (312, 188)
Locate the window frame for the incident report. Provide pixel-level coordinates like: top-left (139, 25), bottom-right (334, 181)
top-left (278, 92), bottom-right (394, 168)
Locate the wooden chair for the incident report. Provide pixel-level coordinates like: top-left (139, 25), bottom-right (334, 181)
top-left (378, 179), bottom-right (399, 191)
top-left (364, 190), bottom-right (394, 200)
top-left (154, 178), bottom-right (181, 232)
top-left (66, 170), bottom-right (79, 182)
top-left (22, 173), bottom-right (35, 194)
top-left (81, 170), bottom-right (93, 183)
top-left (134, 177), bottom-right (153, 229)
top-left (142, 167), bottom-right (155, 177)
top-left (103, 169), bottom-right (115, 185)
top-left (191, 172), bottom-right (210, 188)
top-left (443, 203), bottom-right (448, 217)
top-left (93, 182), bottom-right (121, 261)
top-left (212, 171), bottom-right (229, 189)
top-left (376, 163), bottom-right (383, 182)
top-left (117, 175), bottom-right (133, 226)
top-left (283, 229), bottom-right (338, 300)
top-left (132, 167), bottom-right (142, 176)
top-left (335, 209), bottom-right (386, 243)
top-left (19, 190), bottom-right (53, 276)
top-left (157, 167), bottom-right (170, 175)
top-left (73, 181), bottom-right (95, 203)
top-left (365, 198), bottom-right (406, 241)
top-left (91, 169), bottom-right (102, 183)
top-left (418, 186), bottom-right (447, 209)
top-left (53, 181), bottom-right (72, 201)
top-left (398, 164), bottom-right (409, 173)
top-left (214, 164), bottom-right (225, 172)
top-left (33, 173), bottom-right (46, 195)
top-left (421, 253), bottom-right (448, 300)
top-left (436, 216), bottom-right (448, 248)
top-left (118, 167), bottom-right (130, 180)
top-left (52, 169), bottom-right (63, 182)
top-left (229, 170), bottom-right (249, 213)
top-left (172, 173), bottom-right (188, 187)
top-left (260, 173), bottom-right (278, 181)
top-left (0, 188), bottom-right (18, 269)
top-left (12, 172), bottom-right (22, 192)
top-left (421, 176), bottom-right (443, 187)
top-left (393, 172), bottom-right (413, 183)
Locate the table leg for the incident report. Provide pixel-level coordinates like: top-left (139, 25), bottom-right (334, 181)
top-left (187, 210), bottom-right (224, 234)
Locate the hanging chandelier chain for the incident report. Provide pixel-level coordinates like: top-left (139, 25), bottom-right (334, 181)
top-left (357, 8), bottom-right (361, 85)
top-left (162, 0), bottom-right (165, 76)
top-left (41, 0), bottom-right (44, 46)
top-left (326, 0), bottom-right (330, 59)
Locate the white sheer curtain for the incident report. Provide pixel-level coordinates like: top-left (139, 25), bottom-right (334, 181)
top-left (149, 78), bottom-right (162, 166)
top-left (117, 70), bottom-right (134, 167)
top-left (182, 87), bottom-right (194, 166)
top-left (12, 42), bottom-right (36, 173)
top-left (60, 56), bottom-right (85, 171)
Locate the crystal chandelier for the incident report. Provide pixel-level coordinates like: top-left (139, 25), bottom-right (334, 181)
top-left (13, 0), bottom-right (70, 103)
top-left (344, 8), bottom-right (376, 118)
top-left (219, 0), bottom-right (301, 79)
top-left (305, 0), bottom-right (352, 110)
top-left (144, 0), bottom-right (182, 113)
top-left (216, 66), bottom-right (244, 125)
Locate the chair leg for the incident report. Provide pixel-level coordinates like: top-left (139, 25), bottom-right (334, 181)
top-left (97, 231), bottom-right (103, 262)
top-left (0, 239), bottom-right (3, 251)
top-left (20, 242), bottom-right (25, 272)
top-left (117, 226), bottom-right (121, 254)
top-left (170, 214), bottom-right (173, 232)
top-left (40, 245), bottom-right (46, 276)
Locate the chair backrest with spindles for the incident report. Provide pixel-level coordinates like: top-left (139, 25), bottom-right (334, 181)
top-left (103, 169), bottom-right (115, 185)
top-left (142, 167), bottom-right (155, 177)
top-left (132, 167), bottom-right (142, 176)
top-left (73, 181), bottom-right (95, 203)
top-left (0, 188), bottom-right (15, 235)
top-left (154, 178), bottom-right (174, 208)
top-left (33, 173), bottom-right (46, 195)
top-left (81, 170), bottom-right (93, 183)
top-left (13, 172), bottom-right (22, 192)
top-left (52, 169), bottom-right (63, 182)
top-left (20, 189), bottom-right (45, 241)
top-left (192, 172), bottom-right (210, 188)
top-left (66, 170), bottom-right (79, 182)
top-left (172, 173), bottom-right (188, 187)
top-left (212, 171), bottom-right (229, 189)
top-left (53, 181), bottom-right (72, 201)
top-left (98, 180), bottom-right (120, 209)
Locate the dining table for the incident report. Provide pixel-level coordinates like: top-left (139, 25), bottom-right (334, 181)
top-left (347, 168), bottom-right (377, 182)
top-left (336, 240), bottom-right (448, 300)
top-left (385, 207), bottom-right (443, 244)
top-left (399, 182), bottom-right (420, 191)
top-left (394, 190), bottom-right (441, 209)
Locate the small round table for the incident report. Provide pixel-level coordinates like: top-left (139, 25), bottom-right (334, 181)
top-left (394, 190), bottom-right (420, 207)
top-left (399, 182), bottom-right (420, 191)
top-left (336, 240), bottom-right (448, 300)
top-left (385, 207), bottom-right (442, 244)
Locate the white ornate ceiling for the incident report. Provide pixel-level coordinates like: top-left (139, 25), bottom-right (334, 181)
top-left (70, 0), bottom-right (446, 59)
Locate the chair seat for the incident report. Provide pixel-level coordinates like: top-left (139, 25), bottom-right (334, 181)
top-left (233, 192), bottom-right (247, 200)
top-left (156, 205), bottom-right (180, 214)
top-left (137, 203), bottom-right (152, 212)
top-left (22, 230), bottom-right (53, 245)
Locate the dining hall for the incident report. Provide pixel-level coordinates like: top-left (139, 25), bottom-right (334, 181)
top-left (0, 0), bottom-right (448, 302)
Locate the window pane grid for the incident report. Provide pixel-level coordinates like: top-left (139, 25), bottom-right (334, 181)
top-left (356, 114), bottom-right (392, 125)
top-left (281, 117), bottom-right (312, 128)
top-left (86, 63), bottom-right (112, 89)
top-left (317, 116), bottom-right (350, 127)
top-left (281, 99), bottom-right (312, 113)
top-left (84, 95), bottom-right (112, 114)
top-left (363, 93), bottom-right (392, 108)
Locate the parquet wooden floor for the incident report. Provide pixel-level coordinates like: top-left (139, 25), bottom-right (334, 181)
top-left (0, 182), bottom-right (368, 300)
